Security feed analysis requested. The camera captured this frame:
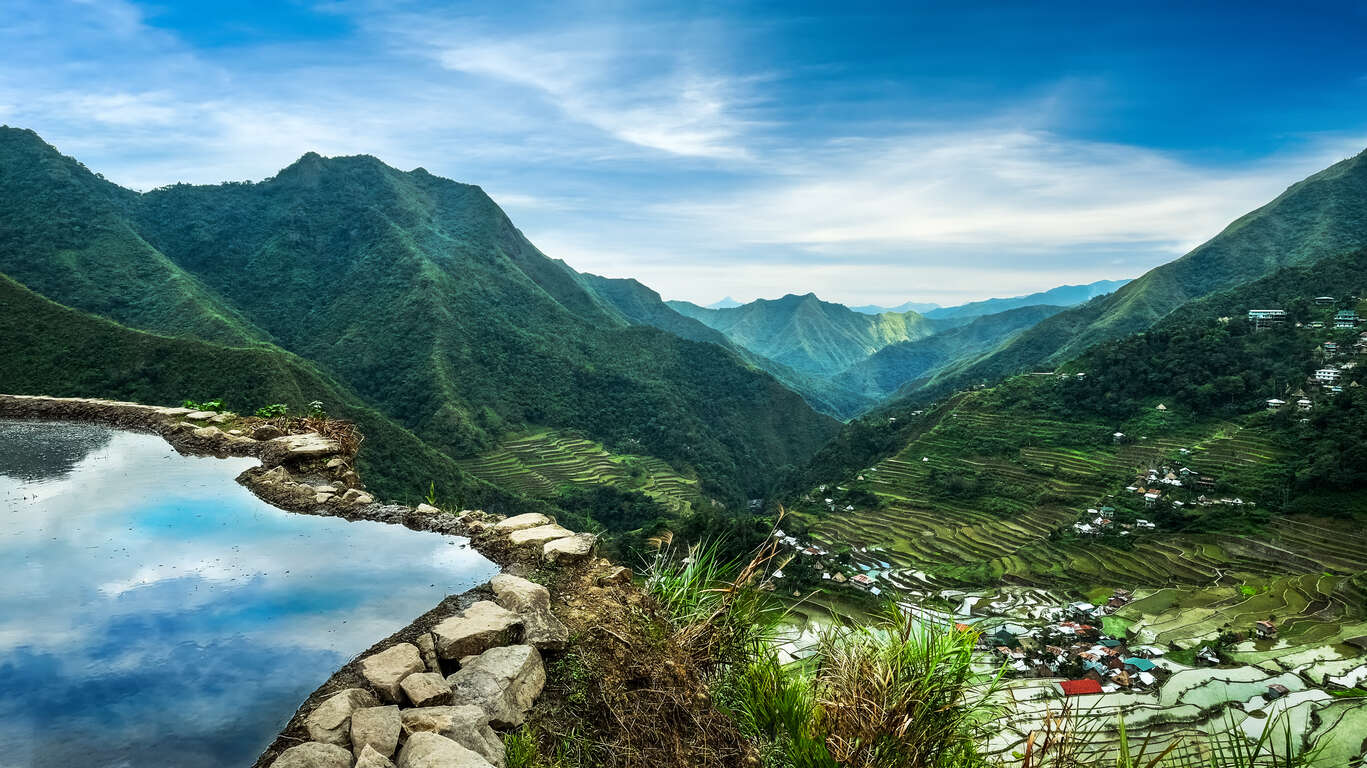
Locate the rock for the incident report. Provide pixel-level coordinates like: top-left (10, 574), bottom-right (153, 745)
top-left (401, 672), bottom-right (452, 707)
top-left (415, 503), bottom-right (441, 516)
top-left (507, 524), bottom-right (575, 547)
top-left (253, 424), bottom-right (285, 440)
top-left (260, 466), bottom-right (292, 484)
top-left (490, 574), bottom-right (568, 651)
top-left (445, 645), bottom-right (545, 728)
top-left (597, 565), bottom-right (633, 586)
top-left (359, 643), bottom-right (426, 703)
top-left (209, 413), bottom-right (230, 424)
top-left (305, 688), bottom-right (379, 745)
top-left (185, 410), bottom-right (217, 420)
top-left (340, 470), bottom-right (361, 487)
top-left (315, 484), bottom-right (337, 494)
top-left (355, 744), bottom-right (398, 768)
top-left (157, 406), bottom-right (193, 416)
top-left (351, 705), bottom-right (401, 760)
top-left (397, 732), bottom-right (495, 768)
top-left (269, 432), bottom-right (341, 458)
top-left (400, 705), bottom-right (503, 766)
top-left (228, 429), bottom-right (244, 436)
top-left (416, 632), bottom-right (440, 672)
top-left (543, 533), bottom-right (597, 565)
top-left (315, 492), bottom-right (335, 505)
top-left (431, 602), bottom-right (522, 660)
top-left (494, 513), bottom-right (552, 532)
top-left (270, 742), bottom-right (353, 768)
top-left (342, 488), bottom-right (375, 505)
top-left (192, 426), bottom-right (223, 439)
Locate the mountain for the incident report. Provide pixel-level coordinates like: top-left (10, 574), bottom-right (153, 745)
top-left (572, 273), bottom-right (878, 418)
top-left (668, 293), bottom-right (941, 378)
top-left (893, 147), bottom-right (1367, 405)
top-left (832, 304), bottom-right (1069, 401)
top-left (921, 279), bottom-right (1129, 320)
top-left (0, 127), bottom-right (839, 503)
top-left (707, 296), bottom-right (743, 309)
top-left (849, 300), bottom-right (941, 315)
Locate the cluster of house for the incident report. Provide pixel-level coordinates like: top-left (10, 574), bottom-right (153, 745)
top-left (1117, 463), bottom-right (1224, 507)
top-left (1070, 506), bottom-right (1157, 536)
top-left (770, 528), bottom-right (889, 596)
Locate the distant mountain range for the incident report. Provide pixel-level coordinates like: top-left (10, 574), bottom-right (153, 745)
top-left (848, 300), bottom-right (942, 314)
top-left (920, 280), bottom-right (1130, 319)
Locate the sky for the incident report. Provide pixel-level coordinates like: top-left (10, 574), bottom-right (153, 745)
top-left (3, 1), bottom-right (1366, 306)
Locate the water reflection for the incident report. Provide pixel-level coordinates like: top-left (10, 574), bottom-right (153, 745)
top-left (0, 421), bottom-right (499, 768)
top-left (0, 420), bottom-right (113, 482)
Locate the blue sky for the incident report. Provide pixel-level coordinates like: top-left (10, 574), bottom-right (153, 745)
top-left (3, 1), bottom-right (1366, 305)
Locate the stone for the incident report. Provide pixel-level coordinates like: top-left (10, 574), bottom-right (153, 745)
top-left (415, 632), bottom-right (440, 672)
top-left (415, 503), bottom-right (441, 516)
top-left (342, 488), bottom-right (375, 505)
top-left (490, 574), bottom-right (568, 651)
top-left (315, 484), bottom-right (337, 494)
top-left (493, 512), bottom-right (551, 532)
top-left (269, 432), bottom-right (342, 458)
top-left (355, 744), bottom-right (398, 768)
top-left (209, 413), bottom-right (230, 424)
top-left (351, 705), bottom-right (401, 760)
top-left (400, 705), bottom-right (503, 766)
top-left (192, 426), bottom-right (223, 439)
top-left (507, 523), bottom-right (575, 547)
top-left (315, 492), bottom-right (335, 505)
top-left (305, 688), bottom-right (379, 746)
top-left (228, 429), bottom-right (244, 436)
top-left (326, 456), bottom-right (348, 469)
top-left (543, 533), bottom-right (597, 565)
top-left (431, 601), bottom-right (522, 660)
top-left (359, 643), bottom-right (426, 703)
top-left (401, 672), bottom-right (452, 707)
top-left (597, 565), bottom-right (633, 586)
top-left (253, 424), bottom-right (285, 440)
top-left (397, 732), bottom-right (496, 768)
top-left (270, 742), bottom-right (353, 768)
top-left (185, 410), bottom-right (217, 420)
top-left (260, 466), bottom-right (293, 485)
top-left (445, 644), bottom-right (545, 728)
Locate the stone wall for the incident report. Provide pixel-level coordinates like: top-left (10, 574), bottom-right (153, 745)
top-left (1, 394), bottom-right (620, 768)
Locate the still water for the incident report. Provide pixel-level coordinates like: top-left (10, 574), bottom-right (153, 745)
top-left (0, 420), bottom-right (498, 768)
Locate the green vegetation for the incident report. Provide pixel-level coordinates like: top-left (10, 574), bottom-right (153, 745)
top-left (0, 127), bottom-right (838, 516)
top-left (894, 146), bottom-right (1367, 407)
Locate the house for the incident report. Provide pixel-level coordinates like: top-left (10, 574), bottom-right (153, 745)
top-left (1315, 368), bottom-right (1341, 383)
top-left (1248, 309), bottom-right (1288, 329)
top-left (1255, 620), bottom-right (1278, 638)
top-left (1297, 398), bottom-right (1313, 411)
top-left (1266, 683), bottom-right (1291, 700)
top-left (1059, 679), bottom-right (1104, 696)
top-left (1136, 671), bottom-right (1157, 686)
top-left (1335, 310), bottom-right (1360, 329)
top-left (850, 574), bottom-right (874, 588)
top-left (1196, 646), bottom-right (1220, 664)
top-left (1113, 432), bottom-right (1126, 443)
top-left (1325, 342), bottom-right (1340, 355)
top-left (1266, 398), bottom-right (1287, 409)
top-left (1315, 296), bottom-right (1336, 306)
top-left (1123, 657), bottom-right (1157, 673)
top-left (1155, 403), bottom-right (1168, 412)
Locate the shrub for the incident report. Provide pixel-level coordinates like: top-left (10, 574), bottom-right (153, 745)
top-left (254, 403), bottom-right (288, 418)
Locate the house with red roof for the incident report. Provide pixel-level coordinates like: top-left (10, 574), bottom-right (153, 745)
top-left (1059, 679), bottom-right (1104, 696)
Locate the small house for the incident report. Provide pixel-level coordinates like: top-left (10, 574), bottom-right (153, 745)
top-left (1266, 398), bottom-right (1286, 410)
top-left (1297, 398), bottom-right (1312, 411)
top-left (1335, 310), bottom-right (1360, 329)
top-left (1255, 620), bottom-right (1278, 639)
top-left (1059, 679), bottom-right (1104, 697)
top-left (1316, 369), bottom-right (1342, 383)
top-left (1123, 657), bottom-right (1157, 673)
top-left (1315, 296), bottom-right (1336, 306)
top-left (1266, 683), bottom-right (1291, 700)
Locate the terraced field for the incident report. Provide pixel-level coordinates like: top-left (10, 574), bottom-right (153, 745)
top-left (457, 428), bottom-right (698, 512)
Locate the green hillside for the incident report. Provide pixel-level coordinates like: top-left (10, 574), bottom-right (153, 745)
top-left (834, 304), bottom-right (1068, 401)
top-left (668, 292), bottom-right (942, 378)
top-left (0, 129), bottom-right (839, 504)
top-left (897, 147), bottom-right (1367, 404)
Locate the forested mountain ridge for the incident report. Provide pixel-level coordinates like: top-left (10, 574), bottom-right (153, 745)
top-left (892, 147), bottom-right (1367, 406)
top-left (921, 279), bottom-right (1129, 320)
top-left (0, 127), bottom-right (839, 503)
top-left (668, 292), bottom-right (941, 378)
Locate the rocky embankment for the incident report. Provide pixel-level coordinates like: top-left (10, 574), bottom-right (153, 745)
top-left (1, 394), bottom-right (628, 768)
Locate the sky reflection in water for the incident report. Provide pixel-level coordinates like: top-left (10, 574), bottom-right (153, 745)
top-left (0, 421), bottom-right (498, 768)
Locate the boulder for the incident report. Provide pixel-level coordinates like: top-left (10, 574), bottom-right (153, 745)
top-left (351, 705), bottom-right (401, 760)
top-left (507, 524), bottom-right (575, 547)
top-left (355, 744), bottom-right (398, 768)
top-left (270, 742), bottom-right (353, 768)
top-left (400, 706), bottom-right (503, 767)
top-left (252, 424), bottom-right (285, 440)
top-left (325, 456), bottom-right (348, 470)
top-left (445, 644), bottom-right (545, 728)
top-left (400, 672), bottom-right (452, 707)
top-left (269, 432), bottom-right (342, 458)
top-left (415, 503), bottom-right (442, 516)
top-left (314, 492), bottom-right (335, 505)
top-left (185, 410), bottom-right (217, 420)
top-left (192, 426), bottom-right (224, 439)
top-left (490, 574), bottom-right (568, 651)
top-left (431, 602), bottom-right (522, 660)
top-left (305, 688), bottom-right (378, 745)
top-left (342, 488), bottom-right (375, 505)
top-left (543, 533), bottom-right (597, 565)
top-left (415, 632), bottom-right (441, 672)
top-left (493, 513), bottom-right (551, 532)
top-left (597, 566), bottom-right (633, 586)
top-left (359, 643), bottom-right (426, 703)
top-left (397, 732), bottom-right (495, 768)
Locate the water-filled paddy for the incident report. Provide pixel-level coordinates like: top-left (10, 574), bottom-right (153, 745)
top-left (0, 420), bottom-right (498, 768)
